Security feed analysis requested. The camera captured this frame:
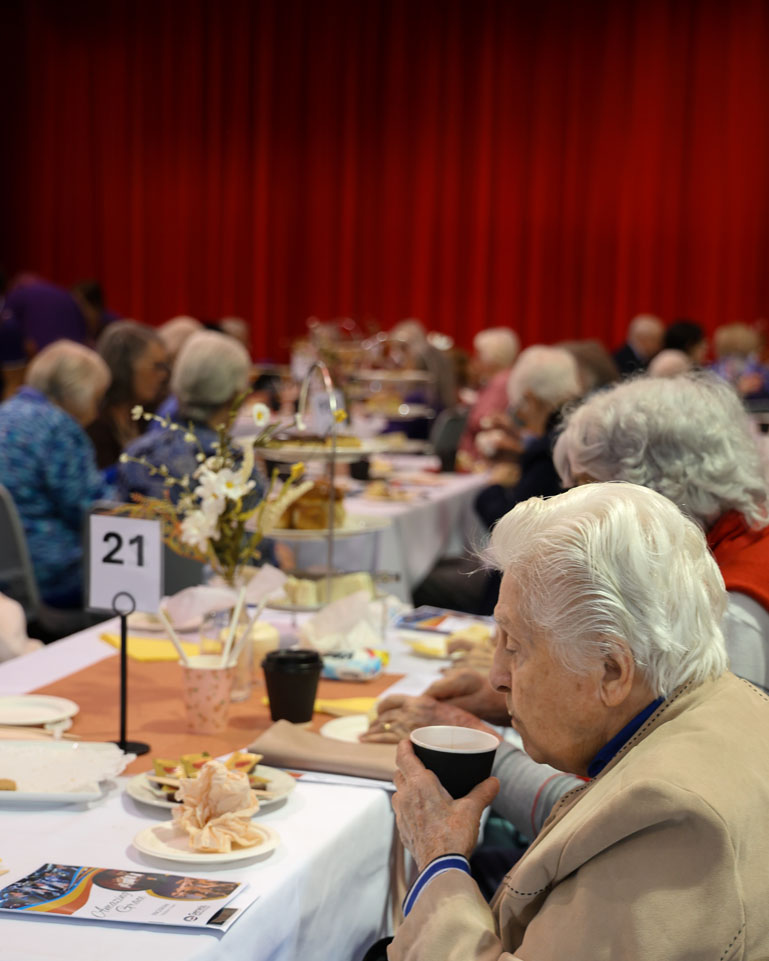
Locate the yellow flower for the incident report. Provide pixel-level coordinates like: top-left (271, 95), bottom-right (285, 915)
top-left (289, 462), bottom-right (305, 481)
top-left (333, 409), bottom-right (348, 423)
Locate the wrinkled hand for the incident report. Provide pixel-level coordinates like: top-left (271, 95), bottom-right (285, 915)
top-left (447, 637), bottom-right (494, 672)
top-left (360, 694), bottom-right (497, 743)
top-left (392, 740), bottom-right (499, 871)
top-left (426, 668), bottom-right (511, 726)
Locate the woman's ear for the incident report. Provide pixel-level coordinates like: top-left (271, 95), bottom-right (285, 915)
top-left (598, 641), bottom-right (636, 708)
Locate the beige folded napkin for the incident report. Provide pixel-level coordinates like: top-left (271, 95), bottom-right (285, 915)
top-left (249, 719), bottom-right (397, 781)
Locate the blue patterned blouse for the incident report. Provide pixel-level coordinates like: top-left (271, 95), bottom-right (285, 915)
top-left (0, 387), bottom-right (110, 606)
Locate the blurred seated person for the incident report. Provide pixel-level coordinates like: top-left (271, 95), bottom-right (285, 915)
top-left (711, 322), bottom-right (769, 400)
top-left (0, 593), bottom-right (43, 661)
top-left (0, 340), bottom-right (111, 607)
top-left (70, 279), bottom-right (120, 343)
top-left (4, 274), bottom-right (89, 357)
top-left (219, 316), bottom-right (251, 354)
top-left (88, 321), bottom-right (170, 470)
top-left (383, 484), bottom-right (769, 960)
top-left (157, 315), bottom-right (203, 364)
top-left (389, 320), bottom-right (457, 436)
top-left (664, 317), bottom-right (708, 365)
top-left (647, 347), bottom-right (692, 377)
top-left (612, 313), bottom-right (664, 375)
top-left (118, 331), bottom-right (260, 502)
top-left (558, 338), bottom-right (619, 394)
top-left (153, 316), bottom-right (204, 426)
top-left (412, 346), bottom-right (581, 615)
top-left (474, 345), bottom-right (582, 529)
top-left (456, 327), bottom-right (520, 468)
top-left (117, 331), bottom-right (281, 566)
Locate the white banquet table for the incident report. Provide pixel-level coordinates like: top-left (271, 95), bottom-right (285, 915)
top-left (0, 620), bottom-right (449, 961)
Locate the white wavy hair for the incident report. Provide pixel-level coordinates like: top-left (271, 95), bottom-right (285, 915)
top-left (553, 372), bottom-right (768, 528)
top-left (507, 345), bottom-right (582, 410)
top-left (171, 331), bottom-right (250, 422)
top-left (26, 339), bottom-right (110, 421)
top-left (473, 327), bottom-right (520, 369)
top-left (486, 483), bottom-right (728, 697)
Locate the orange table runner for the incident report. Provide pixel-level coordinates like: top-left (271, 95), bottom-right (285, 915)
top-left (32, 654), bottom-right (402, 774)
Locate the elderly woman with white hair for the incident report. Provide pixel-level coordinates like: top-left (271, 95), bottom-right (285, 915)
top-left (384, 483), bottom-right (769, 961)
top-left (457, 328), bottom-right (520, 466)
top-left (0, 340), bottom-right (111, 607)
top-left (117, 330), bottom-right (264, 504)
top-left (368, 371), bottom-right (769, 887)
top-left (554, 371), bottom-right (769, 690)
top-left (474, 345), bottom-right (582, 529)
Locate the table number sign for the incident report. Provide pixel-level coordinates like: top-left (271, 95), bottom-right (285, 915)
top-left (88, 514), bottom-right (162, 614)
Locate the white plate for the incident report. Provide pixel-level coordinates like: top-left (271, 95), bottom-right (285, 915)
top-left (267, 515), bottom-right (390, 541)
top-left (0, 695), bottom-right (79, 727)
top-left (125, 765), bottom-right (296, 811)
top-left (0, 786), bottom-right (106, 805)
top-left (320, 714), bottom-right (370, 743)
top-left (133, 822), bottom-right (279, 863)
top-left (0, 740), bottom-right (130, 802)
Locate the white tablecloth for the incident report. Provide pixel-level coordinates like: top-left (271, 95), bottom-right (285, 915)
top-left (0, 623), bottom-right (448, 961)
top-left (287, 465), bottom-right (488, 602)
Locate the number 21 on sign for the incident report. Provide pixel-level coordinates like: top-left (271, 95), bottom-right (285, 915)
top-left (88, 514), bottom-right (163, 613)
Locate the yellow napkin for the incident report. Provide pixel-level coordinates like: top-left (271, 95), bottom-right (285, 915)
top-left (260, 696), bottom-right (378, 717)
top-left (100, 633), bottom-right (200, 662)
top-left (314, 696), bottom-right (377, 717)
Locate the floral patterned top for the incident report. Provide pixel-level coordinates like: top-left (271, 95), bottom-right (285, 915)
top-left (0, 387), bottom-right (110, 605)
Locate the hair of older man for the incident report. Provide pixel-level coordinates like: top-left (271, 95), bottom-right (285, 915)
top-left (553, 372), bottom-right (768, 528)
top-left (507, 345), bottom-right (582, 410)
top-left (26, 339), bottom-right (110, 421)
top-left (157, 316), bottom-right (203, 361)
top-left (473, 327), bottom-right (520, 369)
top-left (97, 320), bottom-right (162, 406)
top-left (171, 330), bottom-right (250, 422)
top-left (486, 482), bottom-right (728, 697)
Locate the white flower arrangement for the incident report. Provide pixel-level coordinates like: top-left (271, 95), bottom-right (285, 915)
top-left (117, 399), bottom-right (312, 586)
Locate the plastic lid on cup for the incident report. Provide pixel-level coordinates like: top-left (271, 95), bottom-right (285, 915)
top-left (262, 649), bottom-right (322, 673)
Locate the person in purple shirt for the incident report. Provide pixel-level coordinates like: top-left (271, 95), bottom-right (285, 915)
top-left (5, 275), bottom-right (88, 356)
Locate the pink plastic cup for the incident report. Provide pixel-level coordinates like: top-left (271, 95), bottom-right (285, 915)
top-left (181, 655), bottom-right (236, 733)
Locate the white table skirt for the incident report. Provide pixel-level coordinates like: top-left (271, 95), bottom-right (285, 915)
top-left (0, 625), bottom-right (450, 961)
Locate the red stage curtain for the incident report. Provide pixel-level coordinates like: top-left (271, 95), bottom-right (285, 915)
top-left (2, 0), bottom-right (769, 358)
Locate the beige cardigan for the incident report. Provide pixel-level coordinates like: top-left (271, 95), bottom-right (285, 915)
top-left (389, 672), bottom-right (769, 961)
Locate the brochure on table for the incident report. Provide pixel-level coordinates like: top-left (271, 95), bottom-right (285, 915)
top-left (0, 863), bottom-right (255, 932)
top-left (395, 606), bottom-right (494, 635)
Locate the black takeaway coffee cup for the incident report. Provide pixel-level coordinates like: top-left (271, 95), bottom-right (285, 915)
top-left (262, 649), bottom-right (323, 723)
top-left (410, 726), bottom-right (499, 799)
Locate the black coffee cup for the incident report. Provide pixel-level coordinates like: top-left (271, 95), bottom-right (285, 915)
top-left (410, 726), bottom-right (499, 799)
top-left (262, 649), bottom-right (323, 723)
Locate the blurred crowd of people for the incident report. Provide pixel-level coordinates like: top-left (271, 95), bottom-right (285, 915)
top-left (0, 270), bottom-right (768, 659)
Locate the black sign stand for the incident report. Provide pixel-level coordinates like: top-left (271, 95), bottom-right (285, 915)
top-left (112, 591), bottom-right (150, 756)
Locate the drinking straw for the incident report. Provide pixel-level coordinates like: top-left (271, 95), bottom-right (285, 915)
top-left (220, 586), bottom-right (247, 668)
top-left (227, 595), bottom-right (269, 667)
top-left (158, 608), bottom-right (192, 666)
